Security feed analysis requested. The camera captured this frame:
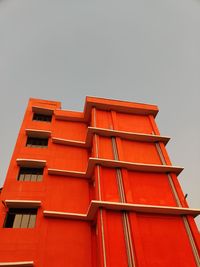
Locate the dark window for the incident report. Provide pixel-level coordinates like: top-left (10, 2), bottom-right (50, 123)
top-left (26, 137), bottom-right (48, 148)
top-left (18, 167), bottom-right (43, 182)
top-left (4, 208), bottom-right (37, 228)
top-left (33, 113), bottom-right (52, 122)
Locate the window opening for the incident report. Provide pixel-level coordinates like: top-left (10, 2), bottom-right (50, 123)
top-left (26, 137), bottom-right (48, 148)
top-left (4, 208), bottom-right (37, 228)
top-left (18, 167), bottom-right (43, 182)
top-left (33, 113), bottom-right (52, 122)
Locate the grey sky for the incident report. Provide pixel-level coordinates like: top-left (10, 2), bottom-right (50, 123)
top-left (0, 0), bottom-right (199, 227)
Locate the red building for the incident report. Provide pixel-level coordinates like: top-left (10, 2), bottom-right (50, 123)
top-left (0, 96), bottom-right (199, 267)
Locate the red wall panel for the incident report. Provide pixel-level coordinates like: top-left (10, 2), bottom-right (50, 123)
top-left (96, 110), bottom-right (112, 129)
top-left (43, 220), bottom-right (92, 267)
top-left (48, 144), bottom-right (88, 171)
top-left (98, 137), bottom-right (113, 159)
top-left (126, 171), bottom-right (177, 206)
top-left (100, 167), bottom-right (119, 202)
top-left (0, 211), bottom-right (93, 267)
top-left (52, 120), bottom-right (87, 141)
top-left (104, 211), bottom-right (128, 267)
top-left (45, 176), bottom-right (90, 213)
top-left (116, 113), bottom-right (153, 133)
top-left (121, 140), bottom-right (162, 164)
top-left (130, 214), bottom-right (197, 267)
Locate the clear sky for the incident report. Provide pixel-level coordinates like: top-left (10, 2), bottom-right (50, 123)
top-left (0, 0), bottom-right (199, 227)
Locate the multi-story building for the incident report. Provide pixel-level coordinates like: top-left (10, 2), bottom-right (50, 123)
top-left (0, 96), bottom-right (199, 267)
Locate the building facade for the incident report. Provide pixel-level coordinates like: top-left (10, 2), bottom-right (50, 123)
top-left (0, 96), bottom-right (199, 267)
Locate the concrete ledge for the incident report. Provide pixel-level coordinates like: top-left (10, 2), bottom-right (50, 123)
top-left (88, 158), bottom-right (183, 176)
top-left (16, 159), bottom-right (46, 168)
top-left (88, 127), bottom-right (170, 145)
top-left (52, 127), bottom-right (170, 148)
top-left (48, 168), bottom-right (85, 178)
top-left (25, 129), bottom-right (51, 138)
top-left (43, 200), bottom-right (200, 221)
top-left (4, 200), bottom-right (41, 209)
top-left (48, 157), bottom-right (184, 179)
top-left (52, 138), bottom-right (86, 147)
top-left (0, 261), bottom-right (34, 266)
top-left (44, 211), bottom-right (87, 220)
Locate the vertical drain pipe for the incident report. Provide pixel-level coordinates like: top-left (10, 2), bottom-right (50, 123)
top-left (155, 142), bottom-right (200, 266)
top-left (93, 108), bottom-right (107, 267)
top-left (111, 137), bottom-right (136, 267)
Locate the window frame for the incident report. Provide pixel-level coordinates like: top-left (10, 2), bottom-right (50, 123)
top-left (4, 208), bottom-right (38, 229)
top-left (32, 113), bottom-right (52, 122)
top-left (17, 167), bottom-right (44, 182)
top-left (26, 137), bottom-right (48, 148)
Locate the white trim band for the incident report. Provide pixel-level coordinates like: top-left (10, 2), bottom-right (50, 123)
top-left (16, 159), bottom-right (46, 168)
top-left (0, 261), bottom-right (34, 266)
top-left (48, 157), bottom-right (183, 179)
top-left (25, 129), bottom-right (51, 138)
top-left (4, 200), bottom-right (41, 209)
top-left (52, 127), bottom-right (170, 148)
top-left (43, 200), bottom-right (200, 221)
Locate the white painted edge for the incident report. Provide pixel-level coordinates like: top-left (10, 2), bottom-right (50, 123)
top-left (48, 168), bottom-right (86, 178)
top-left (0, 261), bottom-right (34, 266)
top-left (4, 200), bottom-right (41, 208)
top-left (43, 201), bottom-right (200, 221)
top-left (88, 127), bottom-right (170, 144)
top-left (88, 158), bottom-right (184, 176)
top-left (47, 157), bottom-right (183, 179)
top-left (25, 129), bottom-right (51, 138)
top-left (51, 127), bottom-right (170, 148)
top-left (16, 159), bottom-right (46, 168)
top-left (43, 210), bottom-right (87, 220)
top-left (52, 137), bottom-right (85, 147)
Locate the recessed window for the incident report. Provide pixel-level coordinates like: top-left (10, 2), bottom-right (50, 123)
top-left (4, 208), bottom-right (37, 228)
top-left (26, 137), bottom-right (48, 148)
top-left (33, 113), bottom-right (52, 122)
top-left (18, 167), bottom-right (43, 182)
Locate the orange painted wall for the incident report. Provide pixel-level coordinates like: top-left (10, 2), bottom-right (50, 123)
top-left (98, 137), bottom-right (113, 160)
top-left (100, 167), bottom-right (119, 202)
top-left (104, 211), bottom-right (128, 267)
top-left (126, 171), bottom-right (177, 206)
top-left (121, 140), bottom-right (162, 164)
top-left (116, 112), bottom-right (153, 133)
top-left (0, 97), bottom-right (199, 267)
top-left (0, 98), bottom-right (92, 267)
top-left (131, 214), bottom-right (197, 267)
